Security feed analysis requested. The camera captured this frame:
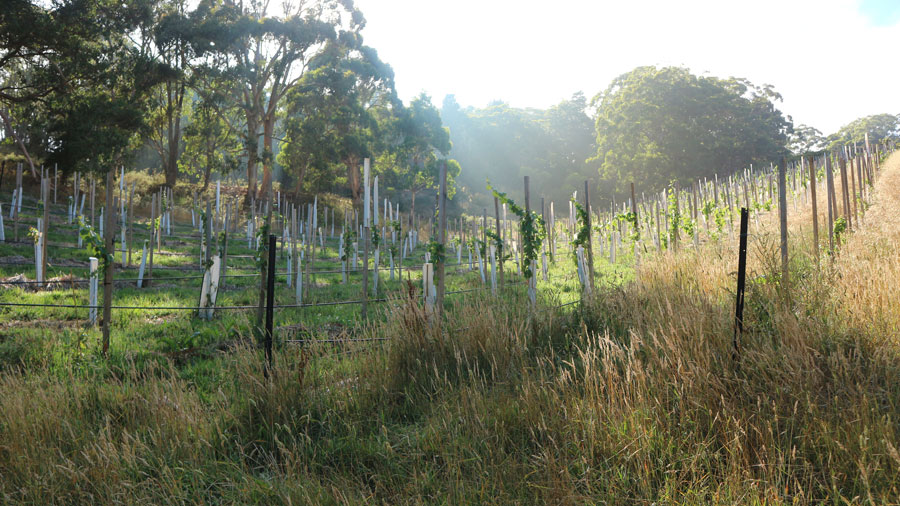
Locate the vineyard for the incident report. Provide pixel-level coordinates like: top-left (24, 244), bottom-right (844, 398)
top-left (1, 142), bottom-right (899, 503)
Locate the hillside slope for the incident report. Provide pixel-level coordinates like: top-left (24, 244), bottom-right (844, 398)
top-left (1, 154), bottom-right (899, 504)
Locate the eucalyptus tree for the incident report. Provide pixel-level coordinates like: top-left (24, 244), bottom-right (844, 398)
top-left (278, 34), bottom-right (399, 200)
top-left (178, 93), bottom-right (241, 190)
top-left (190, 0), bottom-right (364, 204)
top-left (144, 0), bottom-right (195, 188)
top-left (788, 124), bottom-right (825, 155)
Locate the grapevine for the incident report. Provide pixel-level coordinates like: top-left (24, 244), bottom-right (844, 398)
top-left (341, 228), bottom-right (355, 262)
top-left (78, 217), bottom-right (113, 276)
top-left (487, 181), bottom-right (546, 280)
top-left (570, 198), bottom-right (590, 264)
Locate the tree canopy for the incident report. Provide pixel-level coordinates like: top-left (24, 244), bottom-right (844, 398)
top-left (591, 66), bottom-right (792, 198)
top-left (826, 113), bottom-right (900, 150)
top-left (1, 0), bottom-right (170, 175)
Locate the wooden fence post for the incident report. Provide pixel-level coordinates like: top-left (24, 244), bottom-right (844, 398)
top-left (494, 195), bottom-right (504, 290)
top-left (778, 157), bottom-right (789, 289)
top-left (825, 155), bottom-right (835, 256)
top-left (631, 182), bottom-right (639, 240)
top-left (850, 155), bottom-right (859, 223)
top-left (839, 156), bottom-right (851, 230)
top-left (583, 180), bottom-right (595, 291)
top-left (435, 162), bottom-right (448, 319)
top-left (127, 183), bottom-right (134, 266)
top-left (89, 257), bottom-right (99, 325)
top-left (221, 204), bottom-right (229, 291)
top-left (808, 156), bottom-right (819, 264)
top-left (102, 169), bottom-right (114, 355)
top-left (90, 176), bottom-right (95, 229)
top-left (525, 176), bottom-right (536, 307)
top-left (205, 199), bottom-right (212, 267)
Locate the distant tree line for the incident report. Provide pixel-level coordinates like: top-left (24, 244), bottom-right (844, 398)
top-left (443, 66), bottom-right (898, 208)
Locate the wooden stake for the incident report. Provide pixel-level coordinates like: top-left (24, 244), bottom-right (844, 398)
top-left (102, 169), bottom-right (114, 355)
top-left (778, 157), bottom-right (789, 289)
top-left (849, 155), bottom-right (858, 224)
top-left (825, 155), bottom-right (835, 256)
top-left (494, 194), bottom-right (504, 290)
top-left (147, 193), bottom-right (156, 288)
top-left (435, 162), bottom-right (448, 318)
top-left (630, 182), bottom-right (639, 240)
top-left (127, 183), bottom-right (134, 266)
top-left (808, 156), bottom-right (819, 264)
top-left (839, 156), bottom-right (851, 230)
top-left (583, 180), bottom-right (595, 290)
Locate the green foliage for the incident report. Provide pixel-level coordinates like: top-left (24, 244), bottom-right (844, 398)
top-left (217, 231), bottom-right (227, 257)
top-left (341, 228), bottom-right (355, 262)
top-left (178, 95), bottom-right (241, 188)
top-left (27, 226), bottom-right (40, 244)
top-left (371, 227), bottom-right (381, 249)
top-left (826, 114), bottom-right (900, 149)
top-left (487, 181), bottom-right (545, 279)
top-left (712, 206), bottom-right (730, 240)
top-left (77, 217), bottom-right (113, 275)
top-left (752, 199), bottom-right (773, 213)
top-left (467, 236), bottom-right (486, 259)
top-left (426, 240), bottom-right (445, 266)
top-left (615, 211), bottom-right (639, 242)
top-left (485, 229), bottom-right (508, 262)
top-left (789, 124), bottom-right (826, 155)
top-left (570, 199), bottom-right (591, 265)
top-left (1, 0), bottom-right (169, 174)
top-left (833, 216), bottom-right (848, 245)
top-left (253, 222), bottom-right (270, 270)
top-left (665, 186), bottom-right (679, 249)
top-left (591, 66), bottom-right (792, 196)
top-left (278, 37), bottom-right (395, 195)
top-left (388, 94), bottom-right (460, 210)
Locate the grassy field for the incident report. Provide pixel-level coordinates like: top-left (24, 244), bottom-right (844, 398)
top-left (1, 154), bottom-right (899, 504)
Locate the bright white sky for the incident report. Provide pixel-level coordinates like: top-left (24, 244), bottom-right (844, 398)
top-left (354, 0), bottom-right (900, 134)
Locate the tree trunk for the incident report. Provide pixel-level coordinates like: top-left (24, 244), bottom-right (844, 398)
top-left (202, 138), bottom-right (213, 191)
top-left (410, 189), bottom-right (417, 217)
top-left (245, 115), bottom-right (259, 205)
top-left (163, 78), bottom-right (185, 189)
top-left (0, 108), bottom-right (36, 178)
top-left (165, 125), bottom-right (179, 188)
top-left (292, 162), bottom-right (307, 196)
top-left (258, 115), bottom-right (275, 202)
top-left (347, 156), bottom-right (361, 203)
